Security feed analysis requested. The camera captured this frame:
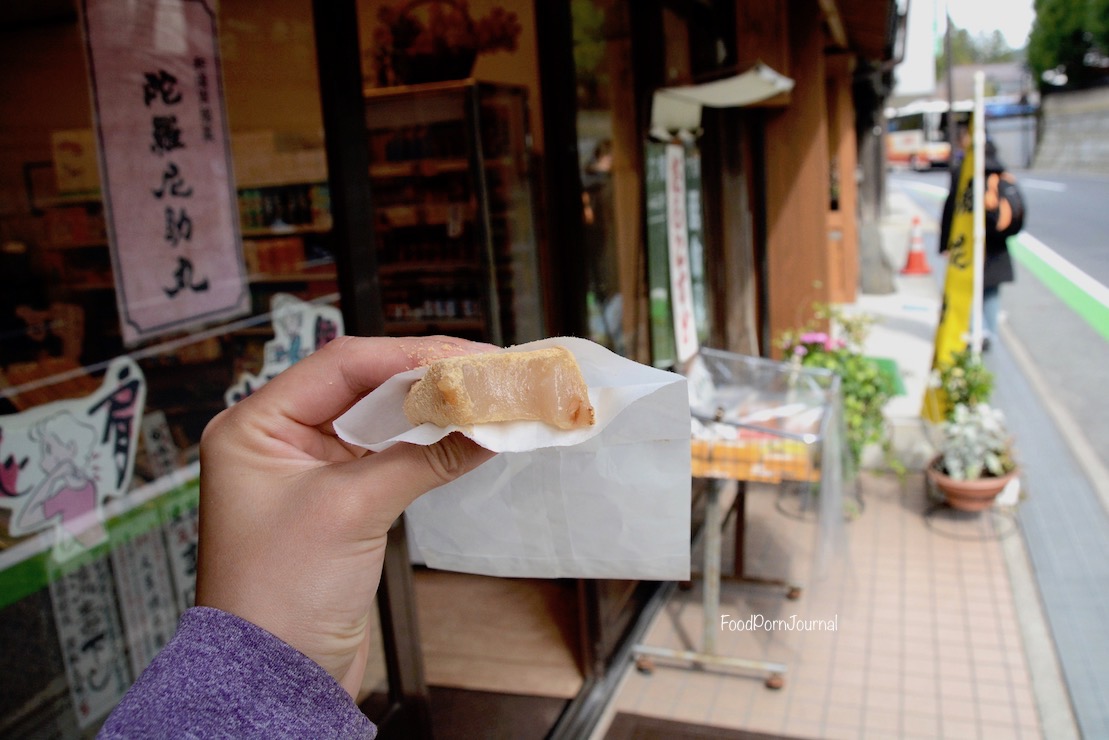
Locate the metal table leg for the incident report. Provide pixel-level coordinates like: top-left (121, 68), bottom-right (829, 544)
top-left (632, 479), bottom-right (787, 689)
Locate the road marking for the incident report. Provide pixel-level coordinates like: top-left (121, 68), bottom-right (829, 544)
top-left (893, 179), bottom-right (1109, 339)
top-left (1010, 232), bottom-right (1109, 342)
top-left (897, 180), bottom-right (948, 199)
top-left (1020, 178), bottom-right (1067, 192)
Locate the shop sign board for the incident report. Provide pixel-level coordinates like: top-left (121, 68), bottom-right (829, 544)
top-left (684, 147), bottom-right (709, 345)
top-left (645, 142), bottom-right (675, 368)
top-left (664, 143), bottom-right (699, 364)
top-left (81, 0), bottom-right (248, 346)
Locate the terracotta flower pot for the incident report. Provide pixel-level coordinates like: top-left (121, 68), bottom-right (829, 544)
top-left (927, 456), bottom-right (1018, 512)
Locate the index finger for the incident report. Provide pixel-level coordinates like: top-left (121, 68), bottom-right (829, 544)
top-left (254, 335), bottom-right (496, 428)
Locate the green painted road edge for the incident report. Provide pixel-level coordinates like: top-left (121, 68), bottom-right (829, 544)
top-left (1009, 234), bottom-right (1109, 344)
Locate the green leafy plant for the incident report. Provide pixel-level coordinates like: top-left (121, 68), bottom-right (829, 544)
top-left (779, 305), bottom-right (896, 470)
top-left (930, 347), bottom-right (994, 420)
top-left (936, 403), bottom-right (1016, 480)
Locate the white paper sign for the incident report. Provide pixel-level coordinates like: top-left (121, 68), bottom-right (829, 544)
top-left (665, 144), bottom-right (699, 363)
top-left (334, 337), bottom-right (692, 580)
top-left (110, 508), bottom-right (178, 677)
top-left (48, 558), bottom-right (131, 728)
top-left (225, 293), bottom-right (344, 406)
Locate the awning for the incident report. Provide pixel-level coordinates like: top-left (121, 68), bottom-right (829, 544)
top-left (650, 62), bottom-right (795, 136)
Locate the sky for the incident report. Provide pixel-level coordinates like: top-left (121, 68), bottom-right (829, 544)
top-left (896, 0), bottom-right (1037, 96)
top-left (944, 0), bottom-right (1036, 49)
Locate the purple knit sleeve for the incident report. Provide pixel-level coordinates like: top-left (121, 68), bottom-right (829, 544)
top-left (98, 606), bottom-right (376, 739)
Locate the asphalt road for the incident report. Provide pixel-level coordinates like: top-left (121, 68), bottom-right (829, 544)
top-left (893, 167), bottom-right (1109, 739)
top-left (892, 168), bottom-right (1109, 495)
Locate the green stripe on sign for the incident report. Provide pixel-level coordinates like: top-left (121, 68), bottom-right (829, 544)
top-left (1009, 235), bottom-right (1109, 343)
top-left (0, 477), bottom-right (199, 610)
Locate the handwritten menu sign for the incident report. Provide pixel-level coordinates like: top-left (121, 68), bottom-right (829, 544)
top-left (81, 0), bottom-right (248, 345)
top-left (665, 143), bottom-right (698, 363)
top-left (160, 482), bottom-right (200, 613)
top-left (110, 507), bottom-right (178, 677)
top-left (48, 558), bottom-right (131, 728)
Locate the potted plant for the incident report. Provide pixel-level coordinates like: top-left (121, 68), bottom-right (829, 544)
top-left (780, 305), bottom-right (897, 474)
top-left (931, 346), bottom-right (994, 420)
top-left (927, 402), bottom-right (1018, 511)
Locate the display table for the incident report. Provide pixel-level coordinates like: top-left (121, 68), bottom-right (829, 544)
top-left (633, 349), bottom-right (844, 688)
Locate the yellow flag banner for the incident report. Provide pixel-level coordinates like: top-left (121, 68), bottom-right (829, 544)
top-left (922, 122), bottom-right (976, 422)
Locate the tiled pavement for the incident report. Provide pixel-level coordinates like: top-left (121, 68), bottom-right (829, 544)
top-left (592, 473), bottom-right (1044, 740)
top-left (589, 185), bottom-right (1085, 740)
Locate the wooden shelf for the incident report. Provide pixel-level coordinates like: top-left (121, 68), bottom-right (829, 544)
top-left (42, 240), bottom-right (109, 250)
top-left (32, 193), bottom-right (102, 208)
top-left (385, 318), bottom-right (485, 334)
top-left (378, 260), bottom-right (480, 276)
top-left (241, 223), bottom-right (331, 238)
top-left (248, 271), bottom-right (337, 283)
top-left (370, 159), bottom-right (469, 178)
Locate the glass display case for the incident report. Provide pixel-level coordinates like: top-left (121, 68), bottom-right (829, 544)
top-left (365, 80), bottom-right (544, 346)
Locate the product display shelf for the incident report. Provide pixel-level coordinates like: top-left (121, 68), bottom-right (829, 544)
top-left (633, 349), bottom-right (845, 689)
top-left (365, 80), bottom-right (544, 347)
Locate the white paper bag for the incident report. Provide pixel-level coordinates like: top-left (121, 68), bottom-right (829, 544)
top-left (334, 337), bottom-right (691, 580)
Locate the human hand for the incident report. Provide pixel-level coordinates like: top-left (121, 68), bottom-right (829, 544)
top-left (194, 335), bottom-right (496, 698)
top-left (984, 173), bottom-right (1000, 210)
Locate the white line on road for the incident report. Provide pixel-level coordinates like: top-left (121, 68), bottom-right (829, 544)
top-left (897, 180), bottom-right (949, 199)
top-left (1015, 231), bottom-right (1109, 310)
top-left (1020, 178), bottom-right (1067, 192)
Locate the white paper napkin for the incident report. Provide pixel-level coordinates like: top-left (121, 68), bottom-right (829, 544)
top-left (334, 337), bottom-right (691, 580)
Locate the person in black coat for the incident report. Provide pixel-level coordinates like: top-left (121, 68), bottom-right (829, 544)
top-left (938, 140), bottom-right (1020, 350)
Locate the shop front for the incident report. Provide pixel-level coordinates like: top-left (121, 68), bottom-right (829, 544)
top-left (0, 0), bottom-right (900, 737)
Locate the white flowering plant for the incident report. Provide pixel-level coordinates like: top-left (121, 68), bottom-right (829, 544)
top-left (937, 403), bottom-right (1016, 481)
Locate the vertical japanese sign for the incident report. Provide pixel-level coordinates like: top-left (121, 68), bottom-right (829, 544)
top-left (81, 0), bottom-right (248, 346)
top-left (110, 506), bottom-right (178, 678)
top-left (644, 142), bottom-right (675, 368)
top-left (684, 143), bottom-right (709, 345)
top-left (48, 558), bottom-right (131, 728)
top-left (665, 144), bottom-right (699, 364)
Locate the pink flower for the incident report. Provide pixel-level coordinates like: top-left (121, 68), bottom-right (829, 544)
top-left (799, 332), bottom-right (828, 345)
top-left (793, 345), bottom-right (808, 356)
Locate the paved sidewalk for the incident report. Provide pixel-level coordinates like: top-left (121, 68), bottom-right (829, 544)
top-left (589, 188), bottom-right (1080, 740)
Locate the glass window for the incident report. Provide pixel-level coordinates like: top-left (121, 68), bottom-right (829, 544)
top-left (573, 0), bottom-right (630, 356)
top-left (0, 2), bottom-right (377, 733)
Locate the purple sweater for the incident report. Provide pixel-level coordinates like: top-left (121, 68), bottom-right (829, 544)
top-left (99, 607), bottom-right (376, 738)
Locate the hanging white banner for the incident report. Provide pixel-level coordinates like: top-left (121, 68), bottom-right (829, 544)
top-left (664, 143), bottom-right (699, 363)
top-left (81, 0), bottom-right (248, 345)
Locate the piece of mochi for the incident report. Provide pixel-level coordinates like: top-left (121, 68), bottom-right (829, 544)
top-left (402, 346), bottom-right (595, 430)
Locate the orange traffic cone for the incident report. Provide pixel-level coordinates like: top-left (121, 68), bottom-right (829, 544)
top-left (901, 215), bottom-right (931, 275)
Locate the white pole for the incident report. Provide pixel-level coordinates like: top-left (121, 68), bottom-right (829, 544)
top-left (971, 71), bottom-right (985, 355)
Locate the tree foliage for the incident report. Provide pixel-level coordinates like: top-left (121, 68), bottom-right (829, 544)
top-left (1028, 0), bottom-right (1109, 90)
top-left (935, 24), bottom-right (1021, 80)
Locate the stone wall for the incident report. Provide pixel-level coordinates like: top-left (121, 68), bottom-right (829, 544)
top-left (1034, 87), bottom-right (1109, 173)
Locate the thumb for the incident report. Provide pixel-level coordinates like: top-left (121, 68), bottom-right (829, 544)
top-left (329, 434), bottom-right (495, 530)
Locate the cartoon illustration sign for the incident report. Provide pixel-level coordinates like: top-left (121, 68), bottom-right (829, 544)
top-left (0, 357), bottom-right (146, 559)
top-left (224, 293), bottom-right (343, 406)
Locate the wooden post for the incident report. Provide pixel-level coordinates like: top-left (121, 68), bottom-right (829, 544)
top-left (762, 1), bottom-right (832, 352)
